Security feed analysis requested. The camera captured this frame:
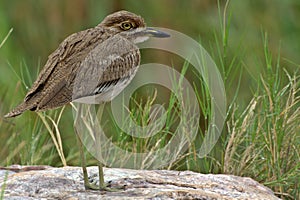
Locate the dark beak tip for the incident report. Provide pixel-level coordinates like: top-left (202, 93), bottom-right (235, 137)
top-left (146, 28), bottom-right (170, 38)
top-left (159, 33), bottom-right (171, 38)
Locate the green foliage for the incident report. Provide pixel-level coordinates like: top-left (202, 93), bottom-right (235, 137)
top-left (0, 1), bottom-right (299, 199)
top-left (224, 65), bottom-right (300, 200)
top-left (0, 171), bottom-right (8, 200)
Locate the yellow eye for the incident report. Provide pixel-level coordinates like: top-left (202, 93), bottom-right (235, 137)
top-left (121, 22), bottom-right (133, 30)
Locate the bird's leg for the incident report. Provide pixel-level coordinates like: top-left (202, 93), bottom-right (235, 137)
top-left (98, 161), bottom-right (105, 189)
top-left (74, 104), bottom-right (98, 190)
top-left (74, 103), bottom-right (122, 191)
top-left (75, 128), bottom-right (99, 190)
top-left (95, 129), bottom-right (106, 190)
top-left (97, 160), bottom-right (123, 192)
top-left (94, 104), bottom-right (123, 192)
top-left (95, 104), bottom-right (112, 191)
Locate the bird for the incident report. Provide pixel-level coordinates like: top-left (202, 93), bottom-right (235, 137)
top-left (4, 10), bottom-right (170, 190)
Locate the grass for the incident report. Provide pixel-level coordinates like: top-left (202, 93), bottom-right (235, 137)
top-left (0, 171), bottom-right (8, 200)
top-left (0, 1), bottom-right (299, 199)
top-left (0, 28), bottom-right (13, 49)
top-left (224, 69), bottom-right (299, 199)
top-left (36, 109), bottom-right (67, 166)
top-left (0, 29), bottom-right (11, 200)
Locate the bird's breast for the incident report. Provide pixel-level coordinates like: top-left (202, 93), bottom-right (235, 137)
top-left (71, 35), bottom-right (140, 104)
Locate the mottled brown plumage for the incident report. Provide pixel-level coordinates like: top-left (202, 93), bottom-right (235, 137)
top-left (4, 10), bottom-right (169, 190)
top-left (5, 10), bottom-right (169, 118)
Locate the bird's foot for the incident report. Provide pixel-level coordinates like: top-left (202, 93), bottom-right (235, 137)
top-left (85, 182), bottom-right (124, 191)
top-left (100, 183), bottom-right (124, 192)
top-left (86, 176), bottom-right (124, 191)
top-left (84, 181), bottom-right (100, 190)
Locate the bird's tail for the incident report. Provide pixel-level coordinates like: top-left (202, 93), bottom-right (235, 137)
top-left (4, 101), bottom-right (35, 118)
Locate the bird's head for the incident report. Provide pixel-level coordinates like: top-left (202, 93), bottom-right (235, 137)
top-left (100, 10), bottom-right (170, 43)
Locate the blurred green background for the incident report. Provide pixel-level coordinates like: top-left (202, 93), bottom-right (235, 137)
top-left (0, 0), bottom-right (299, 199)
top-left (1, 0), bottom-right (299, 103)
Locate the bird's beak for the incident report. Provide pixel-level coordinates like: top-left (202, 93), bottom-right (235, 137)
top-left (144, 27), bottom-right (170, 38)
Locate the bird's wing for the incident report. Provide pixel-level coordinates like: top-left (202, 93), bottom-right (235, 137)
top-left (24, 27), bottom-right (106, 102)
top-left (5, 30), bottom-right (140, 118)
top-left (5, 29), bottom-right (102, 118)
top-left (36, 34), bottom-right (140, 108)
top-left (71, 34), bottom-right (140, 104)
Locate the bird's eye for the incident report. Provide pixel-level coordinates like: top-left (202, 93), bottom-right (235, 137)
top-left (121, 22), bottom-right (133, 30)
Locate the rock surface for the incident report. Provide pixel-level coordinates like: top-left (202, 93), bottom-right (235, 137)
top-left (0, 165), bottom-right (280, 200)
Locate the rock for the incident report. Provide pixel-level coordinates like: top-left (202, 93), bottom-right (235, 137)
top-left (0, 166), bottom-right (280, 200)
